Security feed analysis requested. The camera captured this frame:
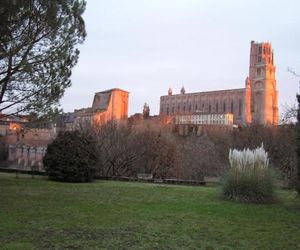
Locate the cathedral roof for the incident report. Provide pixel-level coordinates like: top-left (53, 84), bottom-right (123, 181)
top-left (161, 87), bottom-right (245, 97)
top-left (92, 92), bottom-right (111, 111)
top-left (95, 88), bottom-right (129, 94)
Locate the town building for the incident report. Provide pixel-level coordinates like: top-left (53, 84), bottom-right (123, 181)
top-left (1, 88), bottom-right (129, 169)
top-left (0, 114), bottom-right (55, 169)
top-left (159, 41), bottom-right (279, 126)
top-left (0, 114), bottom-right (29, 136)
top-left (72, 88), bottom-right (129, 128)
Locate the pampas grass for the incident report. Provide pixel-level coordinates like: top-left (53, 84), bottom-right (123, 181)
top-left (222, 144), bottom-right (277, 203)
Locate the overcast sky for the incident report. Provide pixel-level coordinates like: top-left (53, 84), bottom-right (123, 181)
top-left (61, 0), bottom-right (300, 116)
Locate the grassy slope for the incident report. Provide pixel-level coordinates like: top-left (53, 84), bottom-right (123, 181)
top-left (0, 173), bottom-right (299, 250)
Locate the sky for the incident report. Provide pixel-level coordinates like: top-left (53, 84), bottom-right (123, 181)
top-left (61, 0), bottom-right (300, 116)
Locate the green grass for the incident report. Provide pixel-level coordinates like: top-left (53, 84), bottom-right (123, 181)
top-left (0, 173), bottom-right (299, 250)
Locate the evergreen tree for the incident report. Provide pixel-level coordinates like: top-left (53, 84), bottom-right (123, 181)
top-left (297, 89), bottom-right (300, 196)
top-left (0, 0), bottom-right (86, 116)
top-left (288, 68), bottom-right (300, 195)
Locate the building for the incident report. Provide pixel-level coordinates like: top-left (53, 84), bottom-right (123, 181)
top-left (0, 114), bottom-right (55, 169)
top-left (1, 88), bottom-right (129, 169)
top-left (160, 41), bottom-right (279, 126)
top-left (174, 113), bottom-right (234, 135)
top-left (73, 88), bottom-right (129, 128)
top-left (6, 127), bottom-right (54, 169)
top-left (0, 114), bottom-right (29, 136)
top-left (176, 113), bottom-right (234, 126)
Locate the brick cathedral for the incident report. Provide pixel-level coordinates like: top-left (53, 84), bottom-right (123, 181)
top-left (159, 41), bottom-right (279, 125)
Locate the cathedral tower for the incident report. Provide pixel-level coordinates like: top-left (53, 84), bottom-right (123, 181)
top-left (248, 41), bottom-right (279, 125)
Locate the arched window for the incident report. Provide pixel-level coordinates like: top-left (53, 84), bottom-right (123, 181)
top-left (257, 68), bottom-right (261, 76)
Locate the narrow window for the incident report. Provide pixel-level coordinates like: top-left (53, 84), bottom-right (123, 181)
top-left (258, 56), bottom-right (262, 63)
top-left (223, 102), bottom-right (226, 112)
top-left (216, 103), bottom-right (218, 113)
top-left (231, 100), bottom-right (234, 113)
top-left (239, 99), bottom-right (242, 116)
top-left (209, 104), bottom-right (211, 113)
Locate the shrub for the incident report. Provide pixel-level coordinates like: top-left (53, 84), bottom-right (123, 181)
top-left (43, 131), bottom-right (98, 182)
top-left (222, 144), bottom-right (277, 203)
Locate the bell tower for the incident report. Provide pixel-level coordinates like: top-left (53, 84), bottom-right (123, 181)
top-left (248, 41), bottom-right (279, 125)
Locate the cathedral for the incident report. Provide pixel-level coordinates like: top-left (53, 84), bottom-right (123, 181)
top-left (159, 41), bottom-right (279, 126)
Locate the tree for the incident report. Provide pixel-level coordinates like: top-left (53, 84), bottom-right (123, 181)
top-left (92, 121), bottom-right (139, 177)
top-left (43, 130), bottom-right (98, 182)
top-left (288, 68), bottom-right (300, 196)
top-left (143, 103), bottom-right (150, 118)
top-left (89, 121), bottom-right (178, 179)
top-left (135, 126), bottom-right (177, 178)
top-left (0, 0), bottom-right (86, 117)
top-left (281, 103), bottom-right (297, 124)
top-left (297, 87), bottom-right (300, 196)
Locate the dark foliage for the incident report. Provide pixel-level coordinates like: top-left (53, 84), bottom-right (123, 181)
top-left (43, 131), bottom-right (98, 182)
top-left (297, 90), bottom-right (300, 196)
top-left (88, 121), bottom-right (296, 185)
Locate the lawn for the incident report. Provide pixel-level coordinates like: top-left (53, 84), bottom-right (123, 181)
top-left (0, 173), bottom-right (299, 250)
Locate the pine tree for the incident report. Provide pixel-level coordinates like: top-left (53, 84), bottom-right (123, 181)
top-left (0, 0), bottom-right (86, 117)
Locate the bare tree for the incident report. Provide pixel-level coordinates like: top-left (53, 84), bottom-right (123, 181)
top-left (134, 125), bottom-right (178, 178)
top-left (281, 103), bottom-right (297, 124)
top-left (92, 121), bottom-right (139, 177)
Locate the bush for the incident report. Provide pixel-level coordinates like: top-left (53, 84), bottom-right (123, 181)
top-left (43, 131), bottom-right (98, 182)
top-left (221, 144), bottom-right (277, 203)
